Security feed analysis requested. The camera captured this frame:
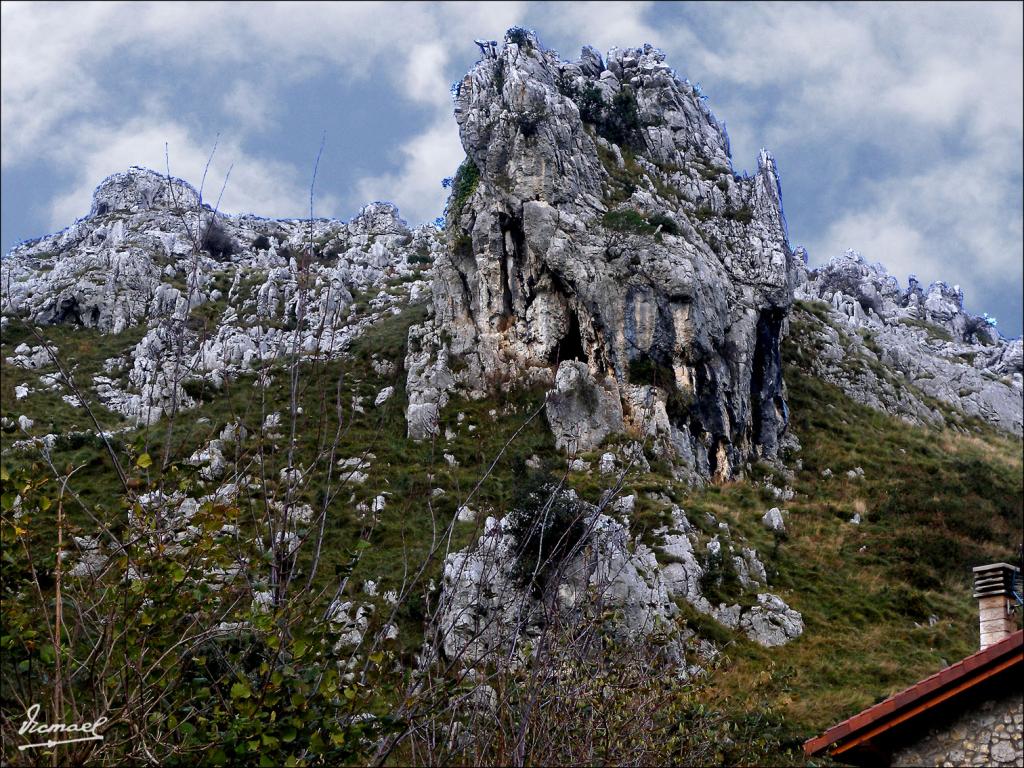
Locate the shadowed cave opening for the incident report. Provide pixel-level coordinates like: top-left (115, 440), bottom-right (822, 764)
top-left (498, 213), bottom-right (527, 324)
top-left (751, 307), bottom-right (787, 448)
top-left (550, 308), bottom-right (588, 365)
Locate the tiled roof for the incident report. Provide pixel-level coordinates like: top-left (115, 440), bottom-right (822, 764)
top-left (804, 629), bottom-right (1023, 760)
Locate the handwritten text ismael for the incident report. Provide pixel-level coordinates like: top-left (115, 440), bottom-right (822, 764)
top-left (18, 704), bottom-right (108, 750)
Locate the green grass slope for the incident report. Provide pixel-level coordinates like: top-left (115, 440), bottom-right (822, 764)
top-left (2, 297), bottom-right (1021, 764)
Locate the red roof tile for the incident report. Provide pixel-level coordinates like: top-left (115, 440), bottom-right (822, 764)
top-left (804, 629), bottom-right (1024, 759)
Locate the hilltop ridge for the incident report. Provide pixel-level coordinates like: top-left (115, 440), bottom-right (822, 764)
top-left (0, 26), bottom-right (1021, 767)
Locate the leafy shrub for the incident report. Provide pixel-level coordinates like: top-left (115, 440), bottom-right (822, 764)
top-left (577, 82), bottom-right (605, 125)
top-left (694, 204), bottom-right (715, 221)
top-left (723, 205), bottom-right (754, 224)
top-left (699, 544), bottom-right (743, 605)
top-left (508, 476), bottom-right (590, 596)
top-left (408, 250), bottom-right (433, 265)
top-left (605, 87), bottom-right (644, 149)
top-left (444, 157), bottom-right (481, 226)
top-left (647, 212), bottom-right (681, 236)
top-left (201, 217), bottom-right (237, 260)
top-left (0, 462), bottom-right (394, 765)
top-left (182, 378), bottom-right (213, 401)
top-left (506, 26), bottom-right (532, 49)
top-left (573, 82), bottom-right (644, 150)
top-left (602, 208), bottom-right (654, 235)
top-left (252, 234), bottom-right (271, 251)
top-left (515, 107), bottom-right (546, 137)
top-left (603, 209), bottom-right (682, 240)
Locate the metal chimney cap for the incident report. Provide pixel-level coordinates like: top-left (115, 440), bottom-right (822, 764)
top-left (972, 563), bottom-right (1019, 573)
top-left (973, 563), bottom-right (1020, 598)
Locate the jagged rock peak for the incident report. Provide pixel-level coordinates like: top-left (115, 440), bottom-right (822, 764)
top-left (348, 201), bottom-right (411, 238)
top-left (89, 166), bottom-right (202, 219)
top-left (2, 165), bottom-right (442, 423)
top-left (795, 249), bottom-right (1022, 436)
top-left (405, 28), bottom-right (801, 482)
top-left (802, 249), bottom-right (1005, 345)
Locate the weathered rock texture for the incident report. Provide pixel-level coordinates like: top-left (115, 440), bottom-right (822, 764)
top-left (795, 250), bottom-right (1022, 436)
top-left (2, 166), bottom-right (439, 424)
top-left (436, 489), bottom-right (802, 668)
top-left (407, 31), bottom-right (801, 481)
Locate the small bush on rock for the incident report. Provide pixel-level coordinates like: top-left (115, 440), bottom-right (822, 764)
top-left (508, 476), bottom-right (590, 596)
top-left (506, 26), bottom-right (533, 49)
top-left (647, 212), bottom-right (681, 236)
top-left (444, 157), bottom-right (481, 227)
top-left (202, 218), bottom-right (237, 260)
top-left (602, 208), bottom-right (654, 235)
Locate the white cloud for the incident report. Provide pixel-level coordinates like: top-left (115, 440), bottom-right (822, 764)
top-left (222, 81), bottom-right (274, 134)
top-left (2, 0), bottom-right (526, 226)
top-left (652, 2), bottom-right (1022, 320)
top-left (528, 1), bottom-right (658, 54)
top-left (666, 3), bottom-right (1022, 158)
top-left (44, 116), bottom-right (336, 227)
top-left (812, 157), bottom-right (1023, 305)
top-left (354, 116), bottom-right (464, 225)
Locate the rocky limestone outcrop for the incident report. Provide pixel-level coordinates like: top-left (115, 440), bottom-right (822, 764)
top-left (406, 30), bottom-right (801, 482)
top-left (2, 167), bottom-right (441, 424)
top-left (436, 490), bottom-right (802, 667)
top-left (795, 250), bottom-right (1022, 435)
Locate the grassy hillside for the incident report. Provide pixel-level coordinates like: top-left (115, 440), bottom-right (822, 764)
top-left (2, 297), bottom-right (1021, 765)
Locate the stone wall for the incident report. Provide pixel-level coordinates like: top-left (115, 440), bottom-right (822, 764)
top-left (891, 686), bottom-right (1023, 767)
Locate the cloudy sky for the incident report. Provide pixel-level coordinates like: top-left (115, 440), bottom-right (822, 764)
top-left (2, 1), bottom-right (1021, 334)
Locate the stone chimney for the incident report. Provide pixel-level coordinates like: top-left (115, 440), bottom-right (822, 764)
top-left (972, 563), bottom-right (1020, 649)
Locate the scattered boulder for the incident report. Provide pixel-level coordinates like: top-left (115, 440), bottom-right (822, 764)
top-left (762, 507), bottom-right (786, 534)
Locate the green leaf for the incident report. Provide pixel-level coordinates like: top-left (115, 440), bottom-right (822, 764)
top-left (281, 725), bottom-right (297, 743)
top-left (292, 639), bottom-right (308, 658)
top-left (231, 681), bottom-right (251, 700)
top-left (39, 645), bottom-right (56, 664)
top-left (136, 453), bottom-right (153, 469)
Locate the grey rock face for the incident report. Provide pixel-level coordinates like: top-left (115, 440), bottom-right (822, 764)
top-left (544, 360), bottom-right (624, 451)
top-left (436, 493), bottom-right (802, 666)
top-left (406, 30), bottom-right (800, 480)
top-left (436, 502), bottom-right (682, 666)
top-left (762, 507), bottom-right (786, 534)
top-left (737, 594), bottom-right (805, 648)
top-left (3, 167), bottom-right (442, 425)
top-left (796, 250), bottom-right (1022, 436)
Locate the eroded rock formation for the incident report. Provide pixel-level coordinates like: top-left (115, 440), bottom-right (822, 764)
top-left (406, 31), bottom-right (801, 481)
top-left (795, 250), bottom-right (1022, 436)
top-left (2, 167), bottom-right (440, 424)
